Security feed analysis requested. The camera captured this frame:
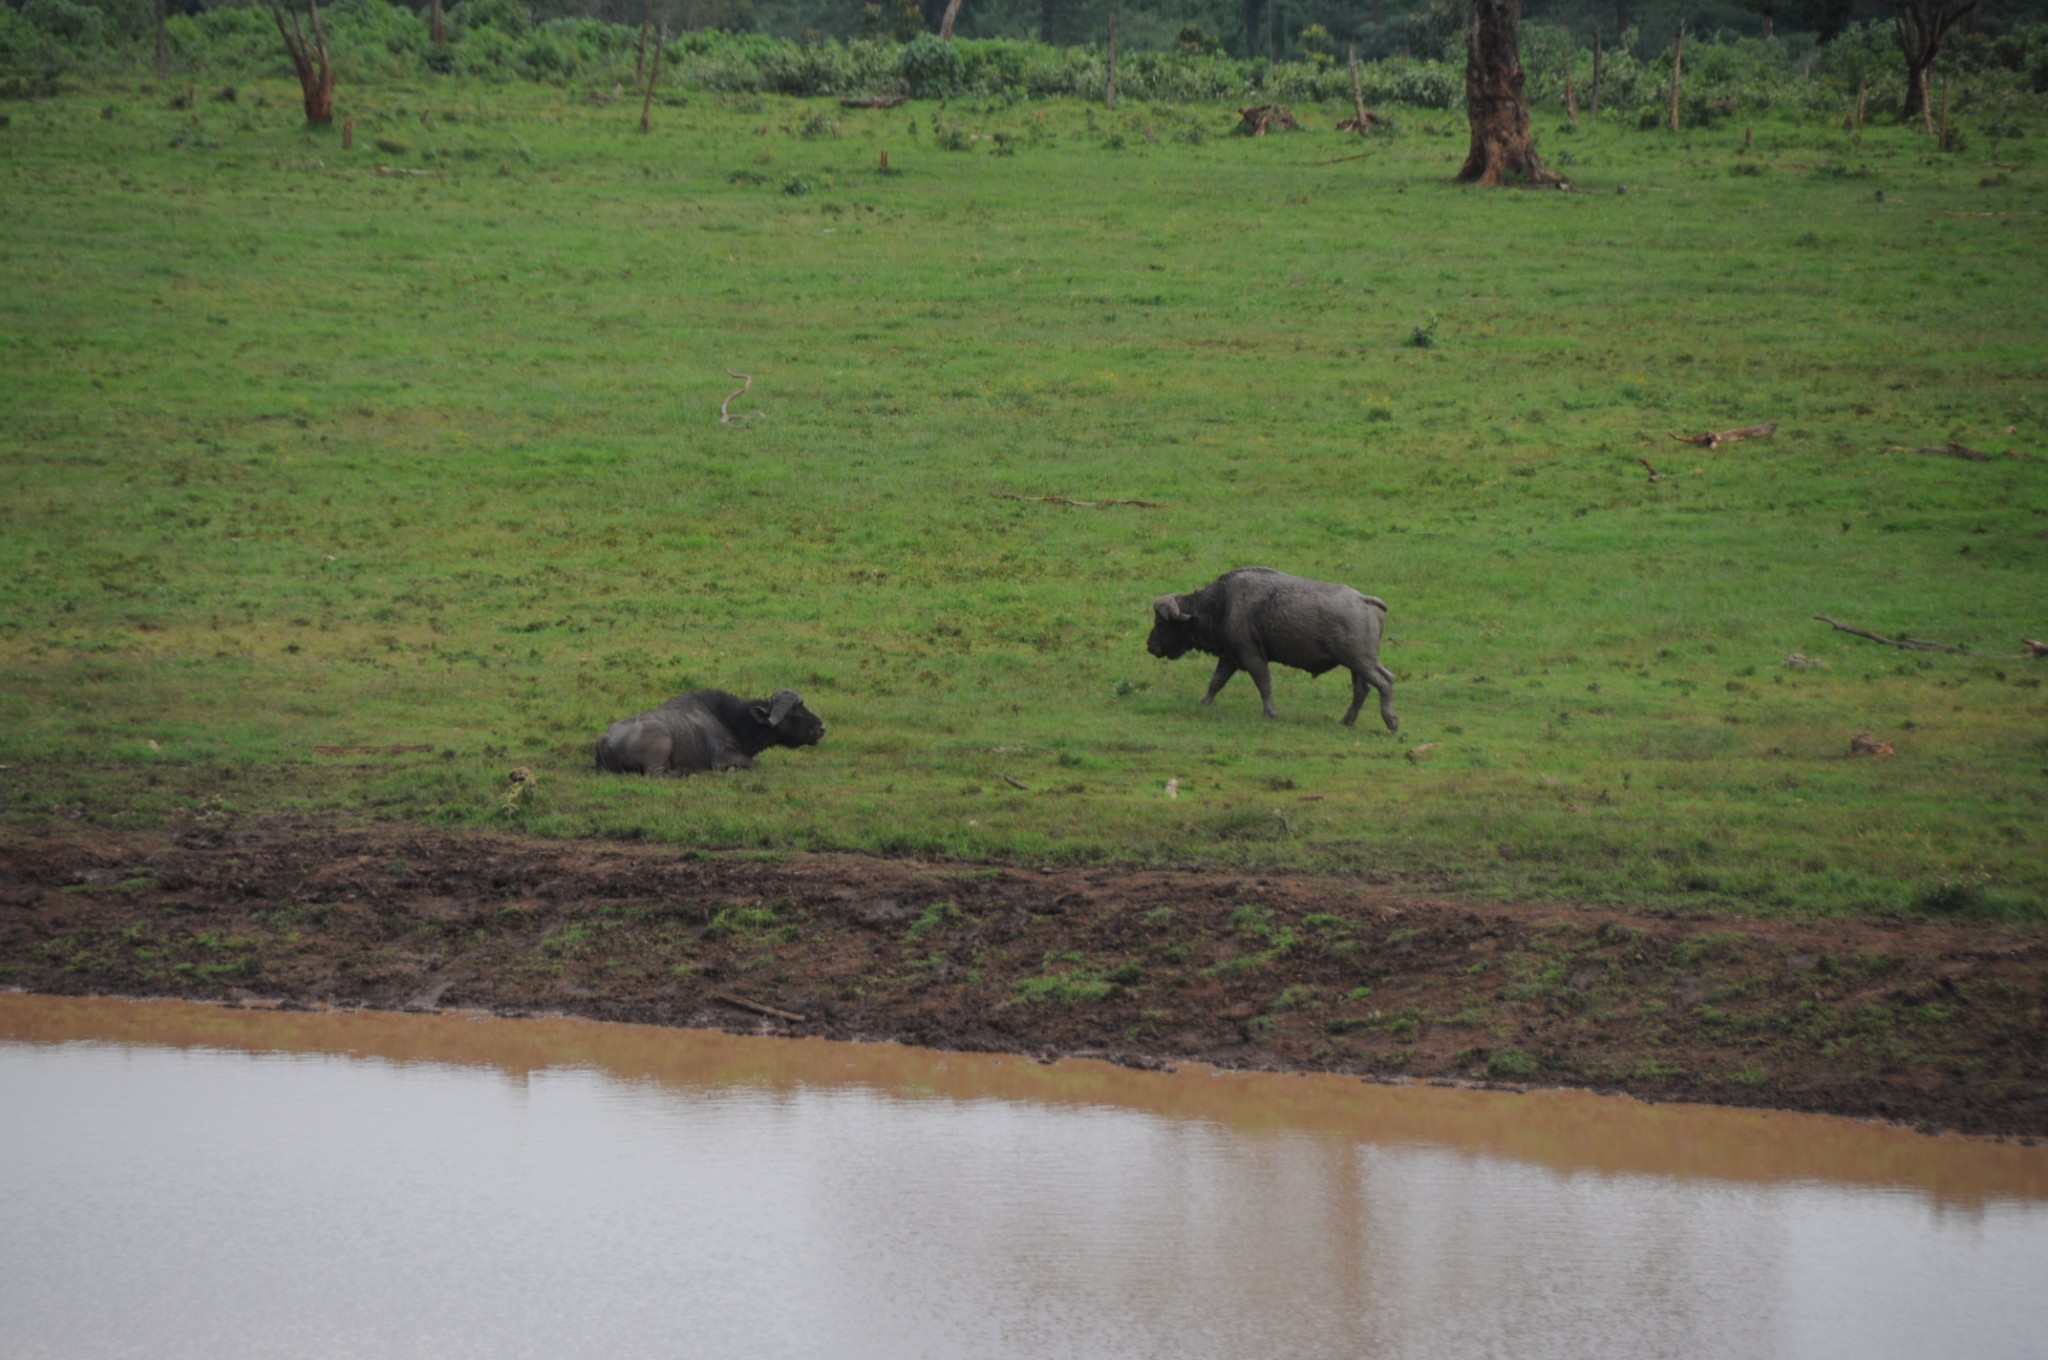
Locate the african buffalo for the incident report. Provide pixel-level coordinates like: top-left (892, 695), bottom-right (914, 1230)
top-left (1147, 567), bottom-right (1398, 731)
top-left (595, 688), bottom-right (826, 775)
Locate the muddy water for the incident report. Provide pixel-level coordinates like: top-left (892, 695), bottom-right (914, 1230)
top-left (3, 996), bottom-right (2045, 1360)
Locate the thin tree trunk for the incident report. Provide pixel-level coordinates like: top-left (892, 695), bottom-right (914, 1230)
top-left (1458, 0), bottom-right (1560, 186)
top-left (1565, 67), bottom-right (1577, 127)
top-left (635, 2), bottom-right (650, 88)
top-left (430, 0), bottom-right (444, 45)
top-left (1105, 12), bottom-right (1116, 108)
top-left (640, 23), bottom-right (665, 133)
top-left (1590, 31), bottom-right (1601, 116)
top-left (1762, 15), bottom-right (1772, 38)
top-left (1668, 20), bottom-right (1684, 132)
top-left (1936, 73), bottom-right (1949, 143)
top-left (938, 0), bottom-right (965, 39)
top-left (155, 0), bottom-right (167, 80)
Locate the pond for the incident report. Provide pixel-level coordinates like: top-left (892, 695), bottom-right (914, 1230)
top-left (3, 994), bottom-right (2044, 1359)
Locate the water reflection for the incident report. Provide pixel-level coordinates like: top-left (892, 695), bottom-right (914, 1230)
top-left (2, 995), bottom-right (2044, 1360)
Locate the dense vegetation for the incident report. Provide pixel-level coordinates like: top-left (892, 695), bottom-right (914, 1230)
top-left (6, 0), bottom-right (2048, 119)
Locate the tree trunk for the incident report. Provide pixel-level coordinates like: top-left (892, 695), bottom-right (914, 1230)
top-left (1590, 31), bottom-right (1601, 116)
top-left (1458, 0), bottom-right (1560, 186)
top-left (1895, 1), bottom-right (1971, 121)
top-left (265, 0), bottom-right (337, 127)
top-left (1668, 19), bottom-right (1684, 132)
top-left (431, 0), bottom-right (445, 45)
top-left (939, 0), bottom-right (965, 39)
top-left (1762, 15), bottom-right (1772, 37)
top-left (1104, 13), bottom-right (1117, 108)
top-left (155, 0), bottom-right (167, 80)
top-left (640, 24), bottom-right (665, 132)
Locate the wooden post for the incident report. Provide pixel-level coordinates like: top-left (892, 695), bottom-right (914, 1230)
top-left (1105, 12), bottom-right (1117, 109)
top-left (1668, 20), bottom-right (1684, 133)
top-left (639, 24), bottom-right (665, 134)
top-left (1590, 32), bottom-right (1601, 117)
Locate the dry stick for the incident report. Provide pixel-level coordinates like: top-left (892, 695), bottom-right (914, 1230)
top-left (1638, 457), bottom-right (1661, 483)
top-left (1670, 421), bottom-right (1777, 449)
top-left (1001, 774), bottom-right (1030, 790)
top-left (719, 369), bottom-right (752, 424)
top-left (1814, 616), bottom-right (1969, 654)
top-left (1337, 46), bottom-right (1377, 133)
top-left (1668, 20), bottom-right (1685, 133)
top-left (711, 992), bottom-right (806, 1024)
top-left (638, 23), bottom-right (665, 134)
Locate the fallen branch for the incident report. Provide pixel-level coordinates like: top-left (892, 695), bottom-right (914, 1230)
top-left (1000, 773), bottom-right (1030, 790)
top-left (719, 369), bottom-right (751, 424)
top-left (990, 493), bottom-right (1167, 509)
top-left (1670, 421), bottom-right (1777, 449)
top-left (1814, 616), bottom-right (1968, 654)
top-left (1235, 104), bottom-right (1301, 136)
top-left (840, 94), bottom-right (906, 109)
top-left (1637, 457), bottom-right (1661, 483)
top-left (1896, 441), bottom-right (1992, 462)
top-left (1315, 151), bottom-right (1376, 165)
top-left (710, 991), bottom-right (805, 1023)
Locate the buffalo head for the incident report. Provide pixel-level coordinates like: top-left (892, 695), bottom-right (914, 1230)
top-left (1146, 594), bottom-right (1199, 660)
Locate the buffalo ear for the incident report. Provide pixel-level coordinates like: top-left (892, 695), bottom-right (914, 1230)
top-left (766, 689), bottom-right (801, 725)
top-left (1153, 594), bottom-right (1186, 622)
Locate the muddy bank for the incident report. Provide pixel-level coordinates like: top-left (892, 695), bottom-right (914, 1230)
top-left (3, 816), bottom-right (2044, 1135)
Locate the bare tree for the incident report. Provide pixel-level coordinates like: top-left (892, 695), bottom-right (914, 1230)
top-left (1458, 0), bottom-right (1561, 185)
top-left (265, 0), bottom-right (336, 126)
top-left (1894, 0), bottom-right (1974, 120)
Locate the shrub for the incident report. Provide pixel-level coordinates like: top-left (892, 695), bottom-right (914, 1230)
top-left (899, 31), bottom-right (961, 98)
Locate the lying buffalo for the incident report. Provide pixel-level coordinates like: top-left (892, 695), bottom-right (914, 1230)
top-left (1147, 567), bottom-right (1399, 731)
top-left (595, 688), bottom-right (826, 775)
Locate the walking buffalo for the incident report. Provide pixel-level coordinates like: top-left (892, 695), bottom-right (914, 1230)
top-left (1147, 567), bottom-right (1399, 731)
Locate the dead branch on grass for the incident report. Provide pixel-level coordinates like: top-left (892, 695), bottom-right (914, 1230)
top-left (1638, 458), bottom-right (1661, 483)
top-left (1236, 105), bottom-right (1301, 135)
top-left (1001, 774), bottom-right (1030, 790)
top-left (1891, 440), bottom-right (1992, 462)
top-left (991, 493), bottom-right (1167, 509)
top-left (711, 991), bottom-right (806, 1023)
top-left (1670, 421), bottom-right (1777, 448)
top-left (1814, 616), bottom-right (1968, 654)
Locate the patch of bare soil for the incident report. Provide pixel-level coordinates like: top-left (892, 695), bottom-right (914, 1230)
top-left (3, 817), bottom-right (2044, 1135)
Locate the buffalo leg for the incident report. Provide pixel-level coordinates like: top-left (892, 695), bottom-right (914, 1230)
top-left (1199, 657), bottom-right (1239, 705)
top-left (1242, 655), bottom-right (1279, 718)
top-left (1343, 668), bottom-right (1368, 727)
top-left (1370, 662), bottom-right (1398, 733)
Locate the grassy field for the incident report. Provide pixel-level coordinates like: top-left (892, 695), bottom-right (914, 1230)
top-left (2, 78), bottom-right (2044, 920)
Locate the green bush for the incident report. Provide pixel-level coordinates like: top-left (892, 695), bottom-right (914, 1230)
top-left (899, 31), bottom-right (961, 99)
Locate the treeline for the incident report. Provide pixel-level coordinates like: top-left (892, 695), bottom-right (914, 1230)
top-left (5, 0), bottom-right (2048, 118)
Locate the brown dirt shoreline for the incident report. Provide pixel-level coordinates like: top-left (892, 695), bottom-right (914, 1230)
top-left (3, 814), bottom-right (2045, 1136)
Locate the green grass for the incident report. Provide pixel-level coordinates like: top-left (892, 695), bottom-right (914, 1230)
top-left (2, 79), bottom-right (2045, 920)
